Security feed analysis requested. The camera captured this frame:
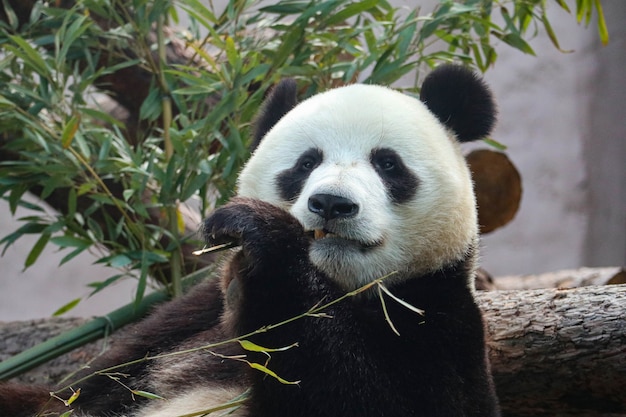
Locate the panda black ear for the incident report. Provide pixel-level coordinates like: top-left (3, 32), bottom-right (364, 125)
top-left (251, 79), bottom-right (298, 150)
top-left (420, 65), bottom-right (496, 143)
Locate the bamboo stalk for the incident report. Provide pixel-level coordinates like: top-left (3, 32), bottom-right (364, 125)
top-left (0, 266), bottom-right (213, 381)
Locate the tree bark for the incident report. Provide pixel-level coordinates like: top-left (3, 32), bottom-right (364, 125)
top-left (494, 266), bottom-right (626, 290)
top-left (477, 283), bottom-right (626, 417)
top-left (1, 278), bottom-right (624, 416)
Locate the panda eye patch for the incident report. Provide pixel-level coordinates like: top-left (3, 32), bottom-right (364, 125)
top-left (301, 156), bottom-right (317, 170)
top-left (370, 148), bottom-right (419, 204)
top-left (377, 155), bottom-right (396, 171)
top-left (276, 148), bottom-right (323, 201)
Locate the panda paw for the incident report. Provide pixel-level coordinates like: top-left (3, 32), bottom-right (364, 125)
top-left (202, 197), bottom-right (308, 265)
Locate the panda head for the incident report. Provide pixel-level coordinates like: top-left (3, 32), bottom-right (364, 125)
top-left (237, 65), bottom-right (496, 290)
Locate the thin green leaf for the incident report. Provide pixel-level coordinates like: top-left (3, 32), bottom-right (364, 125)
top-left (135, 251), bottom-right (149, 307)
top-left (0, 95), bottom-right (16, 108)
top-left (1, 0), bottom-right (18, 29)
top-left (239, 340), bottom-right (298, 353)
top-left (87, 274), bottom-right (125, 297)
top-left (67, 187), bottom-right (77, 218)
top-left (248, 362), bottom-right (300, 385)
top-left (593, 0), bottom-right (609, 46)
top-left (323, 0), bottom-right (379, 27)
top-left (53, 298), bottom-right (82, 316)
top-left (1, 223), bottom-right (48, 254)
top-left (61, 115), bottom-right (81, 149)
top-left (483, 137), bottom-right (507, 151)
top-left (8, 35), bottom-right (49, 75)
top-left (24, 232), bottom-right (51, 270)
top-left (554, 0), bottom-right (571, 13)
top-left (498, 33), bottom-right (535, 56)
top-left (66, 388), bottom-right (81, 405)
top-left (131, 390), bottom-right (166, 400)
top-left (59, 246), bottom-right (90, 266)
top-left (225, 36), bottom-right (239, 67)
top-left (51, 235), bottom-right (91, 249)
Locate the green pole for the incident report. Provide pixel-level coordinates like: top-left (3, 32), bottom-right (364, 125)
top-left (0, 266), bottom-right (213, 381)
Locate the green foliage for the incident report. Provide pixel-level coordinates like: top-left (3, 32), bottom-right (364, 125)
top-left (0, 0), bottom-right (608, 312)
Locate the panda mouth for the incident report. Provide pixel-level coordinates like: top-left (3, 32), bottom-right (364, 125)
top-left (314, 229), bottom-right (329, 240)
top-left (309, 229), bottom-right (381, 250)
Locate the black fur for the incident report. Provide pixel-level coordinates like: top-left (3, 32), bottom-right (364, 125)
top-left (370, 148), bottom-right (419, 203)
top-left (203, 198), bottom-right (500, 417)
top-left (251, 79), bottom-right (298, 150)
top-left (420, 65), bottom-right (496, 143)
top-left (276, 147), bottom-right (323, 201)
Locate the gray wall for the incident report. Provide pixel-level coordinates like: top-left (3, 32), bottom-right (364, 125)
top-left (479, 3), bottom-right (625, 276)
top-left (1, 2), bottom-right (624, 319)
top-left (583, 2), bottom-right (626, 268)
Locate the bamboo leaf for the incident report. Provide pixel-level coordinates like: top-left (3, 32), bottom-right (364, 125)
top-left (323, 0), bottom-right (379, 27)
top-left (225, 36), bottom-right (239, 68)
top-left (8, 35), bottom-right (49, 75)
top-left (24, 232), bottom-right (51, 270)
top-left (248, 362), bottom-right (300, 385)
top-left (135, 250), bottom-right (149, 307)
top-left (66, 388), bottom-right (81, 405)
top-left (541, 14), bottom-right (563, 51)
top-left (59, 246), bottom-right (90, 266)
top-left (131, 390), bottom-right (166, 400)
top-left (61, 115), bottom-right (81, 149)
top-left (1, 0), bottom-right (18, 29)
top-left (593, 0), bottom-right (609, 46)
top-left (498, 33), bottom-right (536, 56)
top-left (1, 223), bottom-right (48, 255)
top-left (88, 274), bottom-right (125, 297)
top-left (53, 298), bottom-right (82, 316)
top-left (51, 236), bottom-right (91, 249)
top-left (239, 340), bottom-right (298, 353)
top-left (483, 137), bottom-right (507, 151)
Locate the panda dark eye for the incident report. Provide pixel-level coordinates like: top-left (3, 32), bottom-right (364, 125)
top-left (378, 157), bottom-right (396, 171)
top-left (301, 157), bottom-right (317, 170)
top-left (372, 151), bottom-right (398, 172)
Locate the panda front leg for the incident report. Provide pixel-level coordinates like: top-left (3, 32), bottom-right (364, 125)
top-left (203, 197), bottom-right (355, 416)
top-left (203, 197), bottom-right (322, 329)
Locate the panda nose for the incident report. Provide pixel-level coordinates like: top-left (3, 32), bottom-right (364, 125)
top-left (308, 194), bottom-right (359, 220)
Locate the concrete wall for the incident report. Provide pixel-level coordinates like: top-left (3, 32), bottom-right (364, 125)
top-left (480, 3), bottom-right (625, 276)
top-left (583, 2), bottom-right (626, 268)
top-left (1, 2), bottom-right (624, 319)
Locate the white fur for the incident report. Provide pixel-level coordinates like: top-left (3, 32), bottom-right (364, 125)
top-left (74, 386), bottom-right (247, 417)
top-left (134, 386), bottom-right (247, 417)
top-left (238, 84), bottom-right (478, 290)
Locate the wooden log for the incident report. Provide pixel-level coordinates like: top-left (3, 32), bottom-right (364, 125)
top-left (477, 284), bottom-right (626, 417)
top-left (495, 266), bottom-right (626, 290)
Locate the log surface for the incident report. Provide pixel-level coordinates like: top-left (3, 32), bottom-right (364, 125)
top-left (477, 284), bottom-right (626, 416)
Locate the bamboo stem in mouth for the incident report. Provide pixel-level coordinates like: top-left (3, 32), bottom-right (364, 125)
top-left (192, 241), bottom-right (240, 256)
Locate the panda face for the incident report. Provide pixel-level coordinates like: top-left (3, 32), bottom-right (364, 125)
top-left (237, 83), bottom-right (479, 290)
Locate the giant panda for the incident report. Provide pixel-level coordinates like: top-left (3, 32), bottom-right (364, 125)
top-left (0, 64), bottom-right (500, 417)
